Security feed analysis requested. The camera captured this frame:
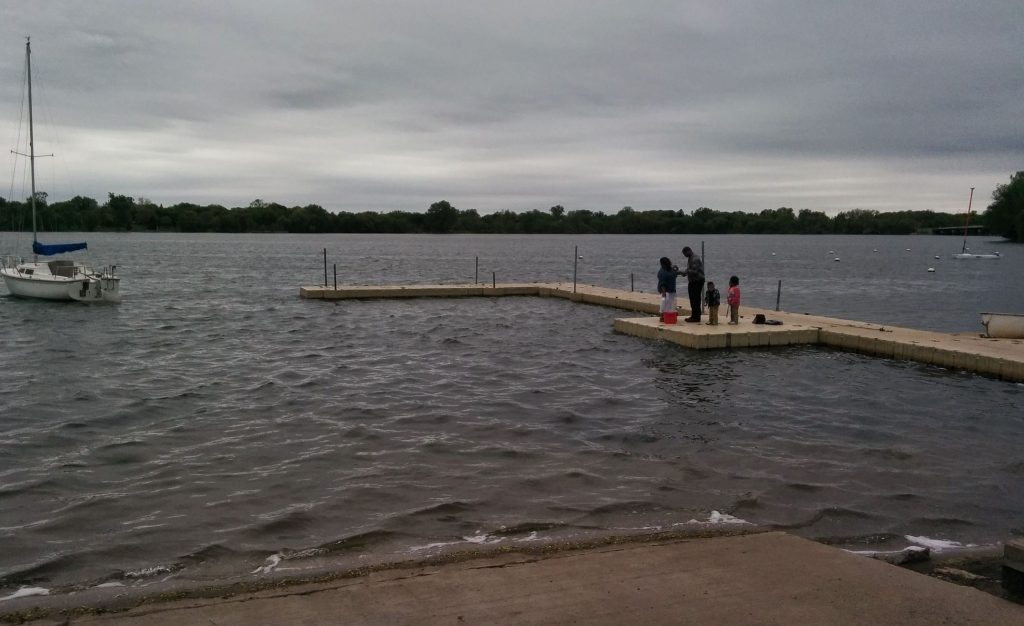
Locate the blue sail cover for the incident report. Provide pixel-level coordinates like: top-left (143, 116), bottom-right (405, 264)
top-left (33, 240), bottom-right (88, 255)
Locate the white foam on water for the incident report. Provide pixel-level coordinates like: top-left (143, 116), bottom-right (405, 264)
top-left (124, 565), bottom-right (173, 579)
top-left (905, 535), bottom-right (976, 553)
top-left (847, 546), bottom-right (927, 557)
top-left (94, 581), bottom-right (125, 588)
top-left (409, 541), bottom-right (460, 552)
top-left (709, 511), bottom-right (751, 524)
top-left (251, 554), bottom-right (282, 575)
top-left (462, 531), bottom-right (504, 545)
top-left (0, 587), bottom-right (50, 602)
top-left (287, 546), bottom-right (326, 560)
top-left (514, 531), bottom-right (540, 542)
top-left (410, 531), bottom-right (509, 553)
top-left (610, 525), bottom-right (663, 532)
top-left (680, 511), bottom-right (752, 526)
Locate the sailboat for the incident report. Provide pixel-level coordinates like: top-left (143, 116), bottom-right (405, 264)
top-left (951, 187), bottom-right (1000, 260)
top-left (0, 39), bottom-right (120, 302)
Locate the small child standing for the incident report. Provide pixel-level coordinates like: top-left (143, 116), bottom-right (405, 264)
top-left (704, 281), bottom-right (721, 325)
top-left (656, 257), bottom-right (680, 322)
top-left (727, 275), bottom-right (741, 324)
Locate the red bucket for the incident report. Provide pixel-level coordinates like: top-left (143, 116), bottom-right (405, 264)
top-left (662, 311), bottom-right (678, 324)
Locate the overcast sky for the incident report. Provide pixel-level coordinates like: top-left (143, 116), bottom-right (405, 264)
top-left (2, 1), bottom-right (1021, 214)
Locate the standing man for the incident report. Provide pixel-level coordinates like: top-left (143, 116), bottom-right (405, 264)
top-left (681, 246), bottom-right (705, 322)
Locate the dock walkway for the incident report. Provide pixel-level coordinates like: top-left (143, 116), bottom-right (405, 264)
top-left (300, 282), bottom-right (1024, 382)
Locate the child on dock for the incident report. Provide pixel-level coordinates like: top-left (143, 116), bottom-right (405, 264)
top-left (705, 281), bottom-right (721, 325)
top-left (727, 276), bottom-right (740, 324)
top-left (657, 257), bottom-right (680, 322)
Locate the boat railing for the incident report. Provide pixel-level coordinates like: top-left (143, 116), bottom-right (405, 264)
top-left (1, 254), bottom-right (24, 270)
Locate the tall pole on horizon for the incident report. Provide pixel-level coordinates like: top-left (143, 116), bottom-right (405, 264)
top-left (961, 187), bottom-right (975, 254)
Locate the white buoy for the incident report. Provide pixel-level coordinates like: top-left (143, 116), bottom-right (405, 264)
top-left (873, 249), bottom-right (878, 252)
top-left (934, 255), bottom-right (940, 259)
top-left (771, 252), bottom-right (776, 256)
top-left (906, 248), bottom-right (911, 251)
top-left (828, 250), bottom-right (835, 254)
top-left (833, 257), bottom-right (840, 262)
top-left (927, 267), bottom-right (935, 272)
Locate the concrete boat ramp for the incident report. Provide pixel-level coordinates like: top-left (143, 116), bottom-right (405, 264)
top-left (45, 533), bottom-right (1022, 624)
top-left (300, 281), bottom-right (1024, 382)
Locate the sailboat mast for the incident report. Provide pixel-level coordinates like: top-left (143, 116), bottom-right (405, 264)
top-left (961, 187), bottom-right (974, 254)
top-left (26, 38), bottom-right (37, 244)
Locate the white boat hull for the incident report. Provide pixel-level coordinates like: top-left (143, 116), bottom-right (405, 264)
top-left (1, 269), bottom-right (80, 300)
top-left (981, 312), bottom-right (1024, 339)
top-left (1, 268), bottom-right (120, 302)
top-left (952, 253), bottom-right (1000, 259)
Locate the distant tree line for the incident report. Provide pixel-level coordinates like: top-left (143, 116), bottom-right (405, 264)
top-left (2, 181), bottom-right (1020, 237)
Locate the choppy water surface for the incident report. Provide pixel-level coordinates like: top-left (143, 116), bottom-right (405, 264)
top-left (1, 233), bottom-right (1022, 602)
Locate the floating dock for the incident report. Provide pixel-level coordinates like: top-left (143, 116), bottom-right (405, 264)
top-left (300, 282), bottom-right (1024, 382)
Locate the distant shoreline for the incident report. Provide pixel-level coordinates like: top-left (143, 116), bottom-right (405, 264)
top-left (2, 228), bottom-right (1005, 237)
top-left (0, 196), bottom-right (980, 236)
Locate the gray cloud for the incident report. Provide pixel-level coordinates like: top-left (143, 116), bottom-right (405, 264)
top-left (2, 0), bottom-right (1021, 214)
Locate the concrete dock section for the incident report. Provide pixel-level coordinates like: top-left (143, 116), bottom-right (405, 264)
top-left (68, 532), bottom-right (1022, 625)
top-left (300, 282), bottom-right (1024, 381)
top-left (613, 315), bottom-right (821, 350)
top-left (299, 283), bottom-right (544, 300)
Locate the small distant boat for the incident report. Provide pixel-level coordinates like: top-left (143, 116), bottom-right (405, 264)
top-left (952, 252), bottom-right (1000, 260)
top-left (951, 187), bottom-right (1000, 261)
top-left (981, 313), bottom-right (1024, 339)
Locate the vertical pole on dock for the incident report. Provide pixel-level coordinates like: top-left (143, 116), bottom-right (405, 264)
top-left (573, 246), bottom-right (578, 293)
top-left (475, 256), bottom-right (479, 284)
top-left (630, 273), bottom-right (634, 292)
top-left (776, 280), bottom-right (782, 311)
top-left (323, 248), bottom-right (328, 287)
top-left (492, 272), bottom-right (496, 288)
top-left (333, 264), bottom-right (337, 290)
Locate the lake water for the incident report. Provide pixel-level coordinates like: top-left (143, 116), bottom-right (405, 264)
top-left (1, 232), bottom-right (1022, 604)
